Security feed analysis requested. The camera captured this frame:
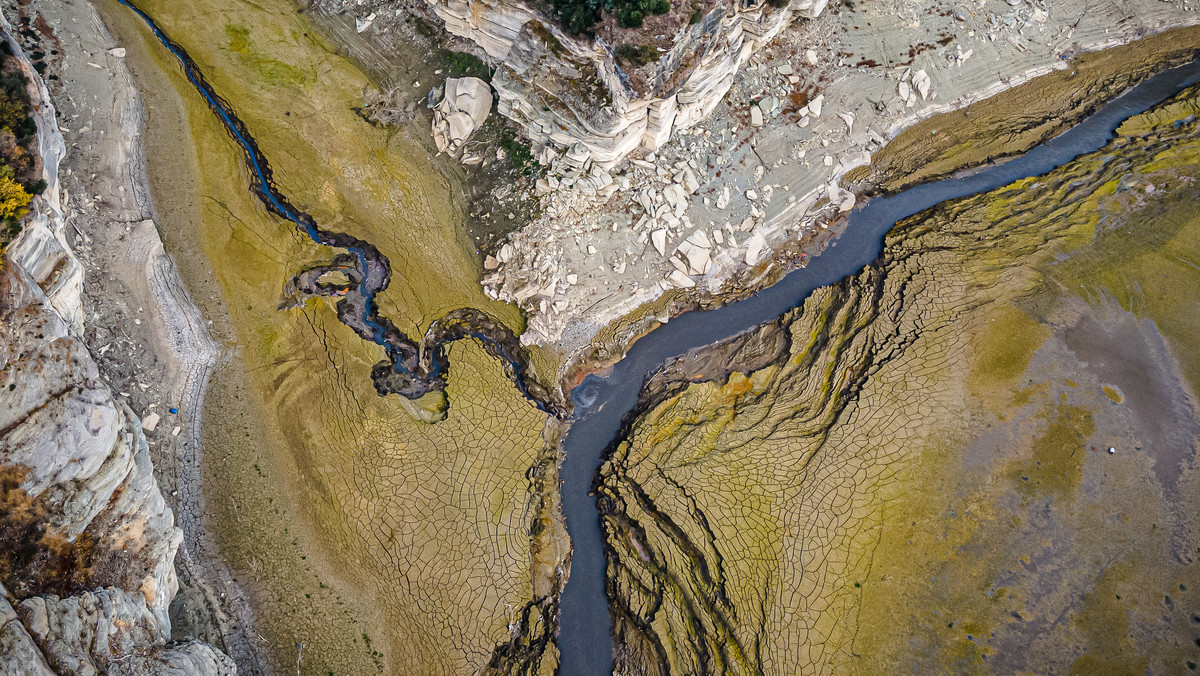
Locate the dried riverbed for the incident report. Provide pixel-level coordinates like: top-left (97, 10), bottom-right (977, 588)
top-left (45, 0), bottom-right (1200, 673)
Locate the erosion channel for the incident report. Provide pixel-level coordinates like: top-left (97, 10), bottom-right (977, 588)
top-left (118, 0), bottom-right (562, 419)
top-left (117, 0), bottom-right (1199, 671)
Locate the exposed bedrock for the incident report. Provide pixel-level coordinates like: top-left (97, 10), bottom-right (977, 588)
top-left (0, 11), bottom-right (234, 673)
top-left (343, 0), bottom-right (826, 168)
top-left (445, 0), bottom-right (826, 167)
top-left (0, 260), bottom-right (235, 676)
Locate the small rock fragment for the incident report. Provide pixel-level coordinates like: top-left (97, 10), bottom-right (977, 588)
top-left (141, 412), bottom-right (160, 433)
top-left (652, 229), bottom-right (668, 255)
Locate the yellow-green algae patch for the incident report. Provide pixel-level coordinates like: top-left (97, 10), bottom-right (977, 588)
top-left (602, 83), bottom-right (1200, 675)
top-left (1011, 403), bottom-right (1095, 501)
top-left (848, 86), bottom-right (1200, 675)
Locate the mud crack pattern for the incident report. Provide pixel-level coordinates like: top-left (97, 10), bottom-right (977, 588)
top-left (599, 85), bottom-right (1200, 675)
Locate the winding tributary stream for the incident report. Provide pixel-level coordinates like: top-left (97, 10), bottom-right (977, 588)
top-left (116, 3), bottom-right (1199, 672)
top-left (118, 0), bottom-right (564, 417)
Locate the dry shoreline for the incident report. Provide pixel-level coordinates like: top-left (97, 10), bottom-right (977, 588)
top-left (562, 24), bottom-right (1200, 393)
top-left (6, 0), bottom-right (270, 669)
top-left (87, 0), bottom-right (403, 672)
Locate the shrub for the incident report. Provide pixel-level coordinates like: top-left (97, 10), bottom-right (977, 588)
top-left (499, 127), bottom-right (539, 176)
top-left (549, 0), bottom-right (673, 36)
top-left (615, 0), bottom-right (671, 28)
top-left (615, 43), bottom-right (659, 67)
top-left (0, 466), bottom-right (95, 599)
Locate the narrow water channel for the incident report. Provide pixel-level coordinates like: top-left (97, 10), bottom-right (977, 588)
top-left (118, 0), bottom-right (564, 416)
top-left (556, 59), bottom-right (1200, 675)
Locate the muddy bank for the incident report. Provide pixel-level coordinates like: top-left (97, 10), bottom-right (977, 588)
top-left (592, 77), bottom-right (1200, 675)
top-left (96, 0), bottom-right (570, 672)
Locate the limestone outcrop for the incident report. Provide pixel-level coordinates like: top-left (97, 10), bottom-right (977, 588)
top-left (0, 250), bottom-right (236, 676)
top-left (424, 0), bottom-right (828, 169)
top-left (0, 14), bottom-right (234, 674)
top-left (432, 0), bottom-right (825, 168)
top-left (3, 583), bottom-right (234, 675)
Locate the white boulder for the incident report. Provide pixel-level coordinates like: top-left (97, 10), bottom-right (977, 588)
top-left (431, 77), bottom-right (494, 157)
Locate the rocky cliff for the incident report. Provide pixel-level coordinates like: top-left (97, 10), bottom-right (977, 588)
top-left (326, 0), bottom-right (825, 171)
top-left (437, 0), bottom-right (826, 170)
top-left (0, 15), bottom-right (234, 675)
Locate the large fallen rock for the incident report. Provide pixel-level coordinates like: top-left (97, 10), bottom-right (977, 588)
top-left (12, 585), bottom-right (236, 675)
top-left (431, 76), bottom-right (494, 155)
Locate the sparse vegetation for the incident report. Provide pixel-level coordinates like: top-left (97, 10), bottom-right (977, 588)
top-left (615, 43), bottom-right (659, 68)
top-left (0, 466), bottom-right (95, 599)
top-left (360, 86), bottom-right (417, 127)
top-left (547, 0), bottom-right (672, 35)
top-left (498, 127), bottom-right (539, 176)
top-left (440, 49), bottom-right (491, 81)
top-left (0, 43), bottom-right (42, 255)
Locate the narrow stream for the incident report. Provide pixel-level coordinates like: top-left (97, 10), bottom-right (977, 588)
top-left (556, 59), bottom-right (1200, 675)
top-left (119, 0), bottom-right (564, 417)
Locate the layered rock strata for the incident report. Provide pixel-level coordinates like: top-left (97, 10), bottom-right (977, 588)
top-left (428, 0), bottom-right (827, 168)
top-left (0, 9), bottom-right (234, 674)
top-left (1, 240), bottom-right (234, 675)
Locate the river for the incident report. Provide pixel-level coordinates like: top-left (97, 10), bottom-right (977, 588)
top-left (113, 0), bottom-right (1200, 669)
top-left (556, 58), bottom-right (1200, 675)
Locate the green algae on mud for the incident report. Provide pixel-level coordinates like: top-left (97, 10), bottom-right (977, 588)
top-left (599, 81), bottom-right (1200, 675)
top-left (96, 0), bottom-right (564, 673)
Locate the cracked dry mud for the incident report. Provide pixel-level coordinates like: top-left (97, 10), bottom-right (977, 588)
top-left (599, 84), bottom-right (1200, 675)
top-left (88, 0), bottom-right (568, 673)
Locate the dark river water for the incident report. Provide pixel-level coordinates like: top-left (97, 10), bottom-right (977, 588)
top-left (556, 58), bottom-right (1200, 675)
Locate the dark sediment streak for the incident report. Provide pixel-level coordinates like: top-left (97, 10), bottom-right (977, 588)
top-left (118, 0), bottom-right (563, 418)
